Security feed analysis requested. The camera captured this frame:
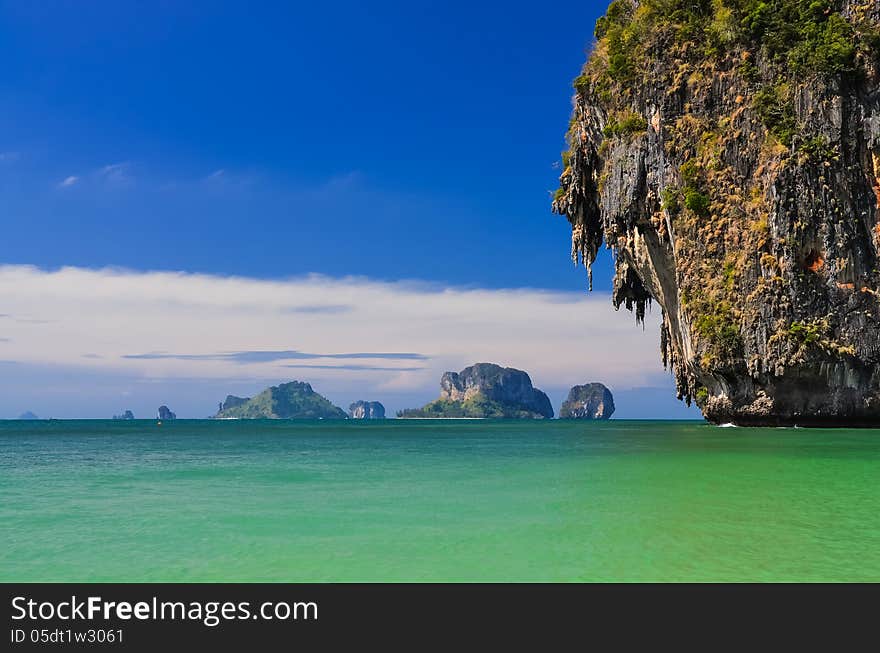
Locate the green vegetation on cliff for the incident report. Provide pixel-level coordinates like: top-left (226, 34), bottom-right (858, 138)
top-left (400, 363), bottom-right (554, 419)
top-left (399, 394), bottom-right (548, 419)
top-left (552, 0), bottom-right (880, 425)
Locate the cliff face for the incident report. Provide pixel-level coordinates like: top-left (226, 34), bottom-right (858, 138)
top-left (554, 0), bottom-right (880, 425)
top-left (401, 363), bottom-right (554, 418)
top-left (349, 401), bottom-right (386, 419)
top-left (215, 381), bottom-right (347, 419)
top-left (560, 383), bottom-right (616, 419)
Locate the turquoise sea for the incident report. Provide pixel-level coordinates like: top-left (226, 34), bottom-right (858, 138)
top-left (2, 419), bottom-right (879, 582)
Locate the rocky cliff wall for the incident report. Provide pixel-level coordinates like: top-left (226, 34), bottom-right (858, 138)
top-left (553, 0), bottom-right (880, 425)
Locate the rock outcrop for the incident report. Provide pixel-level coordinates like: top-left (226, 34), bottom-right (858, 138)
top-left (560, 383), bottom-right (616, 419)
top-left (214, 381), bottom-right (347, 419)
top-left (219, 395), bottom-right (248, 413)
top-left (113, 410), bottom-right (135, 420)
top-left (400, 363), bottom-right (554, 418)
top-left (553, 1), bottom-right (880, 425)
top-left (157, 406), bottom-right (176, 420)
top-left (349, 401), bottom-right (386, 419)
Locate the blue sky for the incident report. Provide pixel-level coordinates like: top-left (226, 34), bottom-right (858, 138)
top-left (0, 1), bottom-right (699, 419)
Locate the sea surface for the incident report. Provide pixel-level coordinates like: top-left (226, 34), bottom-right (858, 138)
top-left (2, 419), bottom-right (879, 582)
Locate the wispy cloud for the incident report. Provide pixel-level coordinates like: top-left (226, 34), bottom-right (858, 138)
top-left (0, 151), bottom-right (20, 163)
top-left (123, 350), bottom-right (427, 363)
top-left (58, 175), bottom-right (79, 188)
top-left (99, 162), bottom-right (131, 184)
top-left (283, 364), bottom-right (426, 372)
top-left (280, 304), bottom-right (353, 315)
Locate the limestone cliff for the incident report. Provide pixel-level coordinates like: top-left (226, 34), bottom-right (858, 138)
top-left (560, 383), bottom-right (616, 419)
top-left (553, 0), bottom-right (880, 425)
top-left (400, 363), bottom-right (554, 418)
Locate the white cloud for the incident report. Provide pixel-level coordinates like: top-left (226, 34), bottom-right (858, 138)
top-left (58, 175), bottom-right (79, 188)
top-left (99, 162), bottom-right (131, 184)
top-left (0, 265), bottom-right (671, 413)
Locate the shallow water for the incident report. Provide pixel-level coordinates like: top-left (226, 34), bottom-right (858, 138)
top-left (2, 419), bottom-right (879, 582)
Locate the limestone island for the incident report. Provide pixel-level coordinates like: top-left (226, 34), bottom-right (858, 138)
top-left (349, 401), bottom-right (386, 419)
top-left (399, 363), bottom-right (553, 418)
top-left (559, 383), bottom-right (615, 420)
top-left (157, 406), bottom-right (176, 420)
top-left (552, 1), bottom-right (880, 426)
top-left (215, 381), bottom-right (347, 419)
top-left (18, 411), bottom-right (39, 420)
top-left (113, 410), bottom-right (135, 420)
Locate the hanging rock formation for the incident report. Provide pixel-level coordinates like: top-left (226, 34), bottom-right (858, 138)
top-left (553, 0), bottom-right (880, 425)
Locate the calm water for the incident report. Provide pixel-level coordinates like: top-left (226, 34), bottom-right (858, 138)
top-left (2, 419), bottom-right (879, 582)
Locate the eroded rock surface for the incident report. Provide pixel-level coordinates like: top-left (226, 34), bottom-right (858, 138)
top-left (349, 401), bottom-right (386, 419)
top-left (553, 1), bottom-right (880, 425)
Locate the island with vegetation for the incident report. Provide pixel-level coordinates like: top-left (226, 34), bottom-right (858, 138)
top-left (215, 381), bottom-right (347, 419)
top-left (553, 0), bottom-right (880, 425)
top-left (399, 363), bottom-right (554, 418)
top-left (560, 383), bottom-right (615, 419)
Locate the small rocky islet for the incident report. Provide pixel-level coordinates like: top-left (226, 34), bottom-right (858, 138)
top-left (349, 401), bottom-right (386, 419)
top-left (157, 406), bottom-right (176, 420)
top-left (559, 383), bottom-right (615, 420)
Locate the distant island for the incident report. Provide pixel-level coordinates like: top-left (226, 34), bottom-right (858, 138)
top-left (113, 410), bottom-right (135, 420)
top-left (349, 401), bottom-right (385, 419)
top-left (157, 406), bottom-right (176, 420)
top-left (215, 381), bottom-right (347, 419)
top-left (399, 363), bottom-right (553, 419)
top-left (18, 411), bottom-right (39, 420)
top-left (559, 383), bottom-right (615, 420)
